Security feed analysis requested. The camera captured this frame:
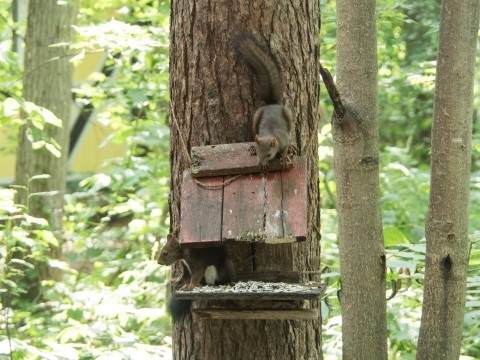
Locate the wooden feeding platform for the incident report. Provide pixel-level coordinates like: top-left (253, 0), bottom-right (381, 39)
top-left (179, 142), bottom-right (308, 246)
top-left (193, 309), bottom-right (319, 321)
top-left (174, 281), bottom-right (324, 320)
top-left (174, 281), bottom-right (324, 301)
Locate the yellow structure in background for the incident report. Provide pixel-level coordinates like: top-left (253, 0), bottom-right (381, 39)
top-left (69, 118), bottom-right (125, 174)
top-left (0, 52), bottom-right (126, 183)
top-left (69, 51), bottom-right (126, 173)
top-left (0, 137), bottom-right (16, 183)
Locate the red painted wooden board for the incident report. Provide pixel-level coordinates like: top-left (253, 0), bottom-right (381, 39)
top-left (222, 173), bottom-right (264, 239)
top-left (265, 171), bottom-right (284, 240)
top-left (179, 156), bottom-right (308, 245)
top-left (280, 157), bottom-right (307, 241)
top-left (179, 170), bottom-right (224, 245)
top-left (190, 142), bottom-right (293, 178)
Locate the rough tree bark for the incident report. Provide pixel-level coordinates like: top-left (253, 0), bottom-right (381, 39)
top-left (416, 0), bottom-right (480, 359)
top-left (333, 0), bottom-right (387, 358)
top-left (169, 1), bottom-right (321, 359)
top-left (14, 0), bottom-right (77, 282)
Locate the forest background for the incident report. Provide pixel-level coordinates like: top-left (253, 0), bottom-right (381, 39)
top-left (0, 0), bottom-right (479, 359)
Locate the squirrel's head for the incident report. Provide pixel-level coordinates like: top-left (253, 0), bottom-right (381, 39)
top-left (255, 135), bottom-right (279, 166)
top-left (157, 233), bottom-right (183, 265)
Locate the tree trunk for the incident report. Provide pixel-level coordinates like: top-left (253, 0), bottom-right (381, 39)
top-left (169, 1), bottom-right (321, 359)
top-left (416, 0), bottom-right (480, 359)
top-left (12, 0), bottom-right (29, 63)
top-left (334, 0), bottom-right (387, 359)
top-left (15, 0), bottom-right (77, 283)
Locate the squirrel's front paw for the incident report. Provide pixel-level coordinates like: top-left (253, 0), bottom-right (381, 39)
top-left (280, 156), bottom-right (293, 168)
top-left (287, 144), bottom-right (298, 156)
top-left (181, 283), bottom-right (199, 291)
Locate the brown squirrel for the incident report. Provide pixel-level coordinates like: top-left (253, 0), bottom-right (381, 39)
top-left (233, 32), bottom-right (293, 169)
top-left (158, 233), bottom-right (236, 290)
top-left (158, 233), bottom-right (236, 320)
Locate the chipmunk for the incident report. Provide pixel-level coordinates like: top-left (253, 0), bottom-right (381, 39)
top-left (233, 32), bottom-right (294, 169)
top-left (158, 233), bottom-right (236, 320)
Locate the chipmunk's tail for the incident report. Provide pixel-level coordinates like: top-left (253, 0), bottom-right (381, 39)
top-left (167, 296), bottom-right (191, 321)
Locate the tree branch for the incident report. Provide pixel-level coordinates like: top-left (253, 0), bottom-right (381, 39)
top-left (319, 62), bottom-right (345, 118)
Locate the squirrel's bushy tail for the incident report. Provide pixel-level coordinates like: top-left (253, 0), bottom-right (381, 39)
top-left (167, 296), bottom-right (191, 321)
top-left (233, 32), bottom-right (283, 105)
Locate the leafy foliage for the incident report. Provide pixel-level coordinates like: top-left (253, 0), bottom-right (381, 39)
top-left (320, 0), bottom-right (480, 358)
top-left (1, 1), bottom-right (173, 359)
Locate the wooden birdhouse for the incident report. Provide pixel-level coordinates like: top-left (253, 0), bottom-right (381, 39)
top-left (171, 142), bottom-right (323, 320)
top-left (179, 142), bottom-right (308, 245)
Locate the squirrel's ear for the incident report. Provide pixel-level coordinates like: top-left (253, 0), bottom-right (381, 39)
top-left (167, 233), bottom-right (174, 242)
top-left (255, 135), bottom-right (261, 142)
top-left (270, 138), bottom-right (277, 148)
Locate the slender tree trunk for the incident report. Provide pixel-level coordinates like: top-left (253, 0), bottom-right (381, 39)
top-left (169, 1), bottom-right (321, 359)
top-left (12, 0), bottom-right (29, 62)
top-left (15, 0), bottom-right (77, 283)
top-left (417, 0), bottom-right (480, 359)
top-left (334, 0), bottom-right (387, 359)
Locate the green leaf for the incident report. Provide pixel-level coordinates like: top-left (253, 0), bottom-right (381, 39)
top-left (28, 110), bottom-right (46, 130)
top-left (58, 326), bottom-right (84, 343)
top-left (386, 258), bottom-right (418, 270)
top-left (67, 308), bottom-right (84, 321)
top-left (70, 49), bottom-right (86, 64)
top-left (12, 311), bottom-right (32, 322)
top-left (31, 140), bottom-right (46, 150)
top-left (8, 258), bottom-right (35, 269)
top-left (3, 97), bottom-right (20, 116)
top-left (1, 279), bottom-right (18, 289)
top-left (465, 300), bottom-right (480, 308)
top-left (86, 247), bottom-right (104, 257)
top-left (45, 143), bottom-right (62, 158)
top-left (40, 107), bottom-right (62, 127)
top-left (34, 230), bottom-right (59, 246)
top-left (384, 226), bottom-right (410, 246)
top-left (29, 174), bottom-right (51, 181)
top-left (24, 215), bottom-right (49, 226)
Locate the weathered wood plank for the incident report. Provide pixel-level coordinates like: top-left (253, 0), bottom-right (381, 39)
top-left (281, 156), bottom-right (308, 241)
top-left (193, 309), bottom-right (319, 320)
top-left (179, 170), bottom-right (224, 244)
top-left (179, 156), bottom-right (308, 245)
top-left (265, 171), bottom-right (285, 240)
top-left (191, 142), bottom-right (293, 178)
top-left (222, 173), bottom-right (264, 240)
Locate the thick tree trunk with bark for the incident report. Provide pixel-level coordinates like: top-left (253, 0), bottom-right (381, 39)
top-left (334, 0), bottom-right (387, 359)
top-left (169, 1), bottom-right (321, 359)
top-left (416, 0), bottom-right (480, 359)
top-left (15, 0), bottom-right (77, 281)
